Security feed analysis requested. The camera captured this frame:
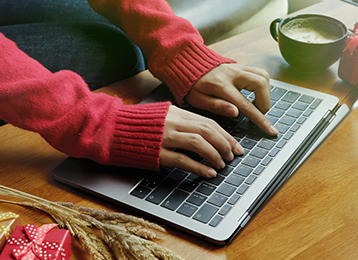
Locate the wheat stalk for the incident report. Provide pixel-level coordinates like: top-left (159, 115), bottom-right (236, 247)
top-left (0, 185), bottom-right (184, 260)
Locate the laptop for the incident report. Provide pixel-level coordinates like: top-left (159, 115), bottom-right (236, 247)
top-left (53, 78), bottom-right (350, 245)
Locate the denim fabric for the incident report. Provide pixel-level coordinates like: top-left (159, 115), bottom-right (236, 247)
top-left (0, 0), bottom-right (145, 90)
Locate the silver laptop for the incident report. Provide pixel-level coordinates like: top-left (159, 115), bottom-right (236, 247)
top-left (53, 79), bottom-right (350, 244)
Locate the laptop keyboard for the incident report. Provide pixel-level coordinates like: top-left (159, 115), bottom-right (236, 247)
top-left (130, 84), bottom-right (322, 227)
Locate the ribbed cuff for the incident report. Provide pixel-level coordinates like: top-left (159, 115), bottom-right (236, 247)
top-left (109, 101), bottom-right (171, 171)
top-left (149, 41), bottom-right (236, 105)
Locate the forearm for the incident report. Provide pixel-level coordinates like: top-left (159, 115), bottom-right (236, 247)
top-left (87, 0), bottom-right (236, 104)
top-left (0, 33), bottom-right (170, 170)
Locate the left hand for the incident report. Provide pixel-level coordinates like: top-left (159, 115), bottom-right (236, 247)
top-left (186, 63), bottom-right (278, 136)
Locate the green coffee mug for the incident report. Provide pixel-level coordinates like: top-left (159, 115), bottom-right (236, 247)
top-left (270, 14), bottom-right (348, 72)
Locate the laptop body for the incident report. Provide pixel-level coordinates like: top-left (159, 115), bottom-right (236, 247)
top-left (53, 79), bottom-right (350, 245)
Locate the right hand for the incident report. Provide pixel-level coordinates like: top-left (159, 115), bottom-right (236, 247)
top-left (159, 105), bottom-right (244, 178)
top-left (186, 63), bottom-right (278, 136)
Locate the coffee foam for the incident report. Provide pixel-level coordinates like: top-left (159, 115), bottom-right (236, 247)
top-left (282, 17), bottom-right (340, 44)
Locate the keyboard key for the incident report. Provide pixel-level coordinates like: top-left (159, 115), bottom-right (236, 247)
top-left (208, 193), bottom-right (228, 207)
top-left (247, 130), bottom-right (265, 141)
top-left (179, 180), bottom-right (199, 192)
top-left (290, 124), bottom-right (300, 132)
top-left (283, 131), bottom-right (294, 140)
top-left (237, 184), bottom-right (249, 194)
top-left (258, 139), bottom-right (275, 150)
top-left (303, 109), bottom-right (313, 117)
top-left (220, 119), bottom-right (239, 132)
top-left (282, 91), bottom-right (300, 103)
top-left (206, 175), bottom-right (225, 186)
top-left (161, 189), bottom-right (189, 211)
top-left (242, 156), bottom-right (261, 168)
top-left (227, 157), bottom-right (242, 167)
top-left (196, 183), bottom-right (216, 196)
top-left (297, 116), bottom-right (307, 124)
top-left (292, 102), bottom-right (309, 111)
top-left (270, 87), bottom-right (287, 101)
top-left (218, 165), bottom-right (235, 175)
top-left (261, 157), bottom-right (273, 166)
top-left (187, 193), bottom-right (207, 206)
top-left (248, 92), bottom-right (255, 100)
top-left (238, 118), bottom-right (250, 130)
top-left (245, 175), bottom-right (257, 185)
top-left (253, 165), bottom-right (265, 175)
top-left (234, 165), bottom-right (253, 177)
top-left (231, 127), bottom-right (248, 138)
top-left (269, 148), bottom-right (280, 157)
top-left (130, 186), bottom-right (151, 199)
top-left (310, 99), bottom-right (322, 109)
top-left (286, 109), bottom-right (302, 118)
top-left (276, 140), bottom-right (287, 149)
top-left (241, 138), bottom-right (257, 149)
top-left (275, 101), bottom-right (291, 110)
top-left (146, 179), bottom-right (178, 204)
top-left (177, 203), bottom-right (198, 217)
top-left (250, 147), bottom-right (268, 159)
top-left (228, 193), bottom-right (241, 205)
top-left (144, 168), bottom-right (171, 184)
top-left (266, 115), bottom-right (279, 125)
top-left (217, 183), bottom-right (236, 197)
top-left (226, 174), bottom-right (245, 186)
top-left (187, 173), bottom-right (204, 182)
top-left (270, 133), bottom-right (282, 142)
top-left (279, 116), bottom-right (295, 126)
top-left (268, 108), bottom-right (285, 118)
top-left (144, 177), bottom-right (161, 189)
top-left (168, 169), bottom-right (188, 183)
top-left (193, 204), bottom-right (218, 224)
top-left (219, 204), bottom-right (232, 216)
top-left (275, 123), bottom-right (289, 134)
top-left (209, 215), bottom-right (223, 227)
top-left (139, 178), bottom-right (151, 187)
top-left (298, 95), bottom-right (315, 104)
top-left (241, 89), bottom-right (251, 96)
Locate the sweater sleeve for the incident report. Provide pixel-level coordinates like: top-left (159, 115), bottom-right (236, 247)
top-left (87, 0), bottom-right (237, 104)
top-left (0, 33), bottom-right (170, 171)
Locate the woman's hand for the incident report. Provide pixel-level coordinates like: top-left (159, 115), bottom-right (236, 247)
top-left (186, 63), bottom-right (278, 136)
top-left (160, 105), bottom-right (244, 178)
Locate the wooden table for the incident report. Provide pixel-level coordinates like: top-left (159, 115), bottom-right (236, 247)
top-left (1, 0), bottom-right (358, 259)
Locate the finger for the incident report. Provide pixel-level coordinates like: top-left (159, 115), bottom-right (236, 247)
top-left (160, 148), bottom-right (218, 178)
top-left (207, 84), bottom-right (277, 136)
top-left (186, 89), bottom-right (239, 118)
top-left (175, 110), bottom-right (244, 157)
top-left (240, 66), bottom-right (270, 82)
top-left (233, 93), bottom-right (278, 136)
top-left (169, 131), bottom-right (227, 168)
top-left (233, 70), bottom-right (271, 114)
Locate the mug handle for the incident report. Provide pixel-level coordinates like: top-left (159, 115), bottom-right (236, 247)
top-left (270, 18), bottom-right (282, 42)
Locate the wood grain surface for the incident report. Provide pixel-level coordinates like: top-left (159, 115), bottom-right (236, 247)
top-left (1, 1), bottom-right (358, 259)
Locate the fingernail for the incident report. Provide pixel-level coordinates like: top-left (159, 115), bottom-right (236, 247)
top-left (226, 152), bottom-right (234, 162)
top-left (208, 168), bottom-right (217, 178)
top-left (227, 105), bottom-right (239, 117)
top-left (218, 160), bottom-right (225, 169)
top-left (236, 143), bottom-right (245, 155)
top-left (270, 125), bottom-right (279, 135)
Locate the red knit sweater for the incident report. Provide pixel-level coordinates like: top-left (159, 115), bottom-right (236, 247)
top-left (0, 0), bottom-right (235, 171)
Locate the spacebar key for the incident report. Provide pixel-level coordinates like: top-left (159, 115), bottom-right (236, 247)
top-left (145, 179), bottom-right (177, 205)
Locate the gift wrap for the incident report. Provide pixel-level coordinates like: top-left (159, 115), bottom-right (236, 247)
top-left (339, 22), bottom-right (358, 87)
top-left (0, 212), bottom-right (21, 253)
top-left (0, 223), bottom-right (71, 260)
